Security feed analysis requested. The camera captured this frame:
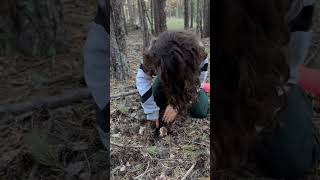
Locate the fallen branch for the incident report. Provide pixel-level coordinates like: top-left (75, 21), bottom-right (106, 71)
top-left (181, 162), bottom-right (196, 180)
top-left (110, 89), bottom-right (139, 98)
top-left (0, 88), bottom-right (139, 114)
top-left (0, 88), bottom-right (90, 114)
top-left (110, 141), bottom-right (144, 148)
top-left (134, 161), bottom-right (150, 179)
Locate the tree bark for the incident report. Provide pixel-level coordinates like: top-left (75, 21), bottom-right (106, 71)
top-left (153, 0), bottom-right (167, 35)
top-left (190, 0), bottom-right (194, 28)
top-left (202, 0), bottom-right (210, 37)
top-left (122, 4), bottom-right (128, 35)
top-left (0, 0), bottom-right (67, 57)
top-left (138, 0), bottom-right (151, 48)
top-left (196, 0), bottom-right (200, 35)
top-left (111, 0), bottom-right (130, 80)
top-left (184, 0), bottom-right (189, 29)
top-left (196, 0), bottom-right (203, 36)
top-left (150, 0), bottom-right (155, 34)
top-left (176, 0), bottom-right (179, 18)
top-left (127, 0), bottom-right (136, 25)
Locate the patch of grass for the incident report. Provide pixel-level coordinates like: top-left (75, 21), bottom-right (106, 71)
top-left (167, 18), bottom-right (184, 30)
top-left (117, 104), bottom-right (129, 114)
top-left (146, 146), bottom-right (159, 157)
top-left (166, 17), bottom-right (198, 31)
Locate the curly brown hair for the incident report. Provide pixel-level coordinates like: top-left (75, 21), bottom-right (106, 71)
top-left (142, 31), bottom-right (207, 114)
top-left (213, 0), bottom-right (291, 172)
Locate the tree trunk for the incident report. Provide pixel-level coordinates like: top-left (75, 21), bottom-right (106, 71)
top-left (184, 0), bottom-right (189, 29)
top-left (149, 0), bottom-right (155, 34)
top-left (122, 4), bottom-right (128, 35)
top-left (196, 0), bottom-right (201, 35)
top-left (200, 0), bottom-right (203, 37)
top-left (138, 0), bottom-right (151, 48)
top-left (190, 0), bottom-right (194, 28)
top-left (127, 0), bottom-right (135, 25)
top-left (196, 0), bottom-right (203, 36)
top-left (0, 0), bottom-right (67, 57)
top-left (153, 0), bottom-right (167, 35)
top-left (202, 0), bottom-right (210, 37)
top-left (111, 0), bottom-right (130, 80)
top-left (176, 0), bottom-right (179, 18)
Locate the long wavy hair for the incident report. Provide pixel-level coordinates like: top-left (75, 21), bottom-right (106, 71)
top-left (142, 31), bottom-right (207, 114)
top-left (213, 0), bottom-right (291, 172)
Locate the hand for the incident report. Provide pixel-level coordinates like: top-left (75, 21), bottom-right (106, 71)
top-left (163, 105), bottom-right (178, 123)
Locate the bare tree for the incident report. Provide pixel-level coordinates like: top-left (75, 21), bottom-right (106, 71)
top-left (184, 0), bottom-right (189, 29)
top-left (111, 0), bottom-right (130, 80)
top-left (149, 0), bottom-right (154, 34)
top-left (202, 0), bottom-right (210, 37)
top-left (122, 4), bottom-right (128, 35)
top-left (0, 0), bottom-right (66, 57)
top-left (190, 0), bottom-right (194, 28)
top-left (176, 0), bottom-right (179, 17)
top-left (127, 0), bottom-right (136, 25)
top-left (153, 0), bottom-right (167, 35)
top-left (138, 0), bottom-right (151, 48)
top-left (196, 0), bottom-right (203, 36)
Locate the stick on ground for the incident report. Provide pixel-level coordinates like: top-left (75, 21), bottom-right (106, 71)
top-left (181, 162), bottom-right (196, 180)
top-left (0, 88), bottom-right (90, 114)
top-left (110, 141), bottom-right (144, 148)
top-left (0, 88), bottom-right (139, 114)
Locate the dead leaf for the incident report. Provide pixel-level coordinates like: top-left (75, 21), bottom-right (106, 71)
top-left (126, 161), bottom-right (131, 166)
top-left (111, 133), bottom-right (121, 138)
top-left (159, 127), bottom-right (168, 137)
top-left (202, 125), bottom-right (210, 131)
top-left (120, 165), bottom-right (126, 172)
top-left (139, 126), bottom-right (145, 135)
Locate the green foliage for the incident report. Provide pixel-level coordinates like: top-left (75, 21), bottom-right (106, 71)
top-left (166, 18), bottom-right (198, 30)
top-left (146, 145), bottom-right (159, 157)
top-left (117, 104), bottom-right (129, 114)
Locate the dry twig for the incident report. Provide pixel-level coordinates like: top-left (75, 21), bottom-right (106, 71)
top-left (110, 141), bottom-right (144, 148)
top-left (181, 162), bottom-right (196, 180)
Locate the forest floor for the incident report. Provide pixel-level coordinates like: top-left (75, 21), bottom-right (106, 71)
top-left (0, 0), bottom-right (109, 179)
top-left (109, 30), bottom-right (211, 180)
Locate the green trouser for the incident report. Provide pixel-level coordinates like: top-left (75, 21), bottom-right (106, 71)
top-left (255, 85), bottom-right (320, 178)
top-left (152, 77), bottom-right (209, 118)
